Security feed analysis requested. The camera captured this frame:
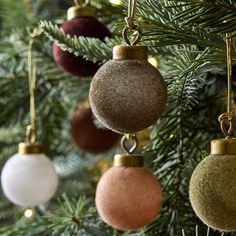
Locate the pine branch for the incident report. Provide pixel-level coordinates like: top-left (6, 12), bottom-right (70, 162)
top-left (141, 24), bottom-right (225, 48)
top-left (124, 0), bottom-right (225, 48)
top-left (0, 215), bottom-right (48, 236)
top-left (143, 72), bottom-right (226, 235)
top-left (45, 193), bottom-right (113, 236)
top-left (165, 46), bottom-right (212, 110)
top-left (182, 226), bottom-right (225, 236)
top-left (39, 21), bottom-right (121, 63)
top-left (171, 0), bottom-right (236, 34)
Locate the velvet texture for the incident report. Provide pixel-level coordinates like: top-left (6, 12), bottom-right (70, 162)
top-left (89, 60), bottom-right (167, 133)
top-left (96, 166), bottom-right (162, 230)
top-left (70, 107), bottom-right (119, 153)
top-left (53, 16), bottom-right (111, 77)
top-left (190, 154), bottom-right (236, 232)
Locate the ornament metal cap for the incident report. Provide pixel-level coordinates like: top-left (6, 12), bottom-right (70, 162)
top-left (114, 154), bottom-right (144, 167)
top-left (113, 45), bottom-right (148, 60)
top-left (18, 142), bottom-right (44, 154)
top-left (67, 5), bottom-right (96, 20)
top-left (211, 138), bottom-right (236, 155)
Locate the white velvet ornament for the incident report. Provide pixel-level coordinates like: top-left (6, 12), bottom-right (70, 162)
top-left (1, 153), bottom-right (59, 207)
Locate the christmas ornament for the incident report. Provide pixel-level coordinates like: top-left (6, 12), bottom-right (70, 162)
top-left (70, 107), bottom-right (119, 153)
top-left (1, 143), bottom-right (59, 207)
top-left (1, 31), bottom-right (59, 207)
top-left (96, 134), bottom-right (162, 230)
top-left (89, 0), bottom-right (167, 134)
top-left (189, 33), bottom-right (236, 232)
top-left (189, 138), bottom-right (236, 232)
top-left (53, 0), bottom-right (111, 77)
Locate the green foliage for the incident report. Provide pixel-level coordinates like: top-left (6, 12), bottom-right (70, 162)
top-left (0, 194), bottom-right (113, 236)
top-left (39, 21), bottom-right (121, 63)
top-left (45, 193), bottom-right (113, 236)
top-left (182, 226), bottom-right (225, 236)
top-left (171, 0), bottom-right (236, 34)
top-left (0, 0), bottom-right (236, 236)
top-left (166, 46), bottom-right (208, 110)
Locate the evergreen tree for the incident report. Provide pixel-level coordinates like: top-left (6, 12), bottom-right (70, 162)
top-left (0, 0), bottom-right (235, 235)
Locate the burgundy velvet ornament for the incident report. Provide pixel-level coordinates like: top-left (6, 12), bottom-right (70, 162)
top-left (53, 5), bottom-right (111, 77)
top-left (70, 107), bottom-right (119, 154)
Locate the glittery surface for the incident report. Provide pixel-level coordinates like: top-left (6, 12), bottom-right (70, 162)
top-left (189, 154), bottom-right (236, 231)
top-left (96, 167), bottom-right (162, 230)
top-left (70, 107), bottom-right (119, 153)
top-left (53, 16), bottom-right (111, 77)
top-left (89, 60), bottom-right (167, 133)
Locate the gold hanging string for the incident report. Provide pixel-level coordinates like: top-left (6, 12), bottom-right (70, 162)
top-left (226, 33), bottom-right (233, 113)
top-left (127, 0), bottom-right (136, 26)
top-left (26, 29), bottom-right (42, 143)
top-left (74, 0), bottom-right (89, 7)
top-left (218, 33), bottom-right (234, 139)
top-left (121, 134), bottom-right (139, 154)
top-left (122, 0), bottom-right (141, 46)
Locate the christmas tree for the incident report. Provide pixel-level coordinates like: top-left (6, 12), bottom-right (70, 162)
top-left (0, 0), bottom-right (235, 235)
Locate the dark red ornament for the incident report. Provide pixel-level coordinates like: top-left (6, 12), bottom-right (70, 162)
top-left (53, 7), bottom-right (111, 77)
top-left (70, 107), bottom-right (119, 154)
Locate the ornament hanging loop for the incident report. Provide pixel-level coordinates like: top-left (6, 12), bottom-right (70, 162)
top-left (74, 0), bottom-right (89, 7)
top-left (218, 32), bottom-right (234, 139)
top-left (122, 0), bottom-right (141, 45)
top-left (26, 125), bottom-right (37, 144)
top-left (121, 134), bottom-right (138, 154)
top-left (122, 25), bottom-right (141, 46)
top-left (218, 113), bottom-right (233, 139)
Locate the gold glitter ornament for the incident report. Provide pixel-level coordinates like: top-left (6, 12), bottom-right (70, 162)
top-left (89, 45), bottom-right (167, 134)
top-left (89, 0), bottom-right (167, 134)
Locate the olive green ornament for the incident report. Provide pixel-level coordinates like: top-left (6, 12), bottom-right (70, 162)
top-left (189, 33), bottom-right (236, 232)
top-left (189, 138), bottom-right (236, 232)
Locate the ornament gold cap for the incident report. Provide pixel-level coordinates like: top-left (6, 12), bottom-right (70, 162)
top-left (67, 5), bottom-right (96, 20)
top-left (18, 142), bottom-right (44, 154)
top-left (113, 45), bottom-right (148, 60)
top-left (114, 154), bottom-right (144, 167)
top-left (211, 138), bottom-right (236, 155)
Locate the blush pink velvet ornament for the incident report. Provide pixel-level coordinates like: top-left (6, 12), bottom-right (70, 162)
top-left (96, 164), bottom-right (162, 230)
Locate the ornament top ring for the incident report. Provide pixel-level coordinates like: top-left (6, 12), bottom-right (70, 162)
top-left (114, 134), bottom-right (144, 167)
top-left (18, 142), bottom-right (44, 154)
top-left (211, 138), bottom-right (236, 155)
top-left (67, 1), bottom-right (96, 20)
top-left (113, 45), bottom-right (147, 60)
